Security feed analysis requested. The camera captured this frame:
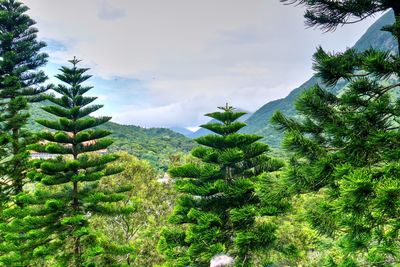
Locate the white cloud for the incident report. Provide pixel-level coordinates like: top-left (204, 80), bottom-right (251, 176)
top-left (24, 0), bottom-right (380, 127)
top-left (97, 0), bottom-right (126, 21)
top-left (108, 76), bottom-right (302, 127)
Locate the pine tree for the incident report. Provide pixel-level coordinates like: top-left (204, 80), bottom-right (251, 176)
top-left (158, 104), bottom-right (284, 267)
top-left (0, 58), bottom-right (134, 266)
top-left (281, 0), bottom-right (400, 49)
top-left (272, 20), bottom-right (400, 267)
top-left (0, 0), bottom-right (50, 205)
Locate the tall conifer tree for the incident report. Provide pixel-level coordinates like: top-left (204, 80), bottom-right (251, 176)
top-left (158, 105), bottom-right (283, 267)
top-left (0, 58), bottom-right (133, 266)
top-left (0, 0), bottom-right (50, 205)
top-left (273, 3), bottom-right (400, 264)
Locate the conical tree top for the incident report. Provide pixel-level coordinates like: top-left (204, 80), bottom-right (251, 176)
top-left (205, 103), bottom-right (247, 126)
top-left (35, 57), bottom-right (111, 135)
top-left (55, 57), bottom-right (92, 87)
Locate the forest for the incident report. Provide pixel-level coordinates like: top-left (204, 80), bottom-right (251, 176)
top-left (0, 0), bottom-right (400, 266)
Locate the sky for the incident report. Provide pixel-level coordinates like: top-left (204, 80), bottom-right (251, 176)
top-left (24, 0), bottom-right (380, 130)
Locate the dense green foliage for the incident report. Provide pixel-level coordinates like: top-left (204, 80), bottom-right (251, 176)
top-left (188, 111), bottom-right (252, 139)
top-left (28, 102), bottom-right (195, 172)
top-left (0, 59), bottom-right (134, 266)
top-left (0, 0), bottom-right (50, 205)
top-left (93, 152), bottom-right (177, 266)
top-left (158, 105), bottom-right (284, 266)
top-left (101, 122), bottom-right (195, 171)
top-left (271, 2), bottom-right (400, 266)
top-left (0, 0), bottom-right (400, 266)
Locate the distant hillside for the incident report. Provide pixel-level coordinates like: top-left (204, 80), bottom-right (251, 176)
top-left (241, 11), bottom-right (397, 148)
top-left (169, 127), bottom-right (194, 137)
top-left (29, 103), bottom-right (196, 171)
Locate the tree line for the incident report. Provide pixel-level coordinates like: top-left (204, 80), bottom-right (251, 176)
top-left (0, 0), bottom-right (399, 266)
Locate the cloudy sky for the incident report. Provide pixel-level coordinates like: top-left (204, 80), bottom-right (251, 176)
top-left (24, 0), bottom-right (380, 130)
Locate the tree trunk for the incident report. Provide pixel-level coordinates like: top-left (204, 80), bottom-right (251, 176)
top-left (12, 126), bottom-right (23, 207)
top-left (72, 132), bottom-right (81, 267)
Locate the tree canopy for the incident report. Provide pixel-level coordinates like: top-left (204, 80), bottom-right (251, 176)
top-left (159, 104), bottom-right (284, 267)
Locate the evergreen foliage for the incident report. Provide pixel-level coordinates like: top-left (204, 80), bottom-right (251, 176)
top-left (158, 104), bottom-right (284, 267)
top-left (281, 0), bottom-right (400, 37)
top-left (93, 152), bottom-right (178, 266)
top-left (272, 8), bottom-right (400, 265)
top-left (0, 58), bottom-right (133, 266)
top-left (28, 102), bottom-right (196, 172)
top-left (0, 0), bottom-right (50, 205)
top-left (1, 0), bottom-right (399, 266)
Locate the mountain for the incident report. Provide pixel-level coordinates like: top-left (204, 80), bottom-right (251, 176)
top-left (169, 127), bottom-right (194, 137)
top-left (26, 11), bottom-right (396, 168)
top-left (29, 103), bottom-right (196, 171)
top-left (241, 11), bottom-right (397, 148)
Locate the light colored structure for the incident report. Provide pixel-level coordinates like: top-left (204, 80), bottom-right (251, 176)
top-left (158, 172), bottom-right (171, 184)
top-left (30, 137), bottom-right (107, 159)
top-left (210, 254), bottom-right (234, 267)
top-left (30, 152), bottom-right (57, 160)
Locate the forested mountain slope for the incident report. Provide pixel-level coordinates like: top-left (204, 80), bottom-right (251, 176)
top-left (29, 102), bottom-right (195, 171)
top-left (242, 11), bottom-right (397, 148)
top-left (27, 11), bottom-right (396, 160)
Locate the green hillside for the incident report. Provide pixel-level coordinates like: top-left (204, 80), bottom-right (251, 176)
top-left (242, 11), bottom-right (397, 148)
top-left (29, 102), bottom-right (196, 171)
